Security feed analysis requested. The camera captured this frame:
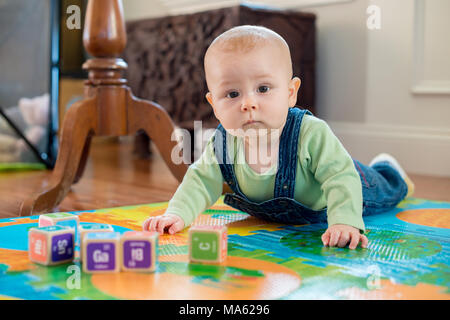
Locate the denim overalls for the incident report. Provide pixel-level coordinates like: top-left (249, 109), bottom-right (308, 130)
top-left (213, 107), bottom-right (408, 225)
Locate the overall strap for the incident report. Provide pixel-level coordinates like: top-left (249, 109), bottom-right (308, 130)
top-left (213, 124), bottom-right (243, 196)
top-left (273, 108), bottom-right (311, 198)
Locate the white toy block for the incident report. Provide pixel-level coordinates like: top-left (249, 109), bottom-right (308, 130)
top-left (78, 223), bottom-right (114, 261)
top-left (82, 232), bottom-right (120, 273)
top-left (120, 231), bottom-right (159, 272)
top-left (28, 225), bottom-right (75, 266)
top-left (39, 212), bottom-right (80, 228)
top-left (188, 225), bottom-right (227, 264)
top-left (39, 212), bottom-right (80, 243)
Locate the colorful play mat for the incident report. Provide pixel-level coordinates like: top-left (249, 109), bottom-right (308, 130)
top-left (0, 196), bottom-right (449, 300)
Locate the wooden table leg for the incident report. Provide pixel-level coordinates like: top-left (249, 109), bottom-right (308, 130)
top-left (20, 1), bottom-right (189, 216)
top-left (73, 130), bottom-right (94, 184)
top-left (19, 97), bottom-right (98, 216)
top-left (128, 91), bottom-right (188, 182)
top-left (133, 130), bottom-right (152, 159)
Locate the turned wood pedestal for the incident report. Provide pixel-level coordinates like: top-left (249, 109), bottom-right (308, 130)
top-left (20, 0), bottom-right (187, 216)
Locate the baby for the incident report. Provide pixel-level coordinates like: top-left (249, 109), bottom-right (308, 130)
top-left (143, 25), bottom-right (414, 250)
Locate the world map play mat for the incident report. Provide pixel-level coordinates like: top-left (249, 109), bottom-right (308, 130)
top-left (0, 197), bottom-right (449, 300)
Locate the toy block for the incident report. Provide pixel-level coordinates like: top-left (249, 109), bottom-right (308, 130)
top-left (188, 225), bottom-right (227, 264)
top-left (39, 212), bottom-right (80, 243)
top-left (39, 212), bottom-right (80, 228)
top-left (78, 223), bottom-right (114, 261)
top-left (120, 231), bottom-right (159, 272)
top-left (79, 223), bottom-right (114, 243)
top-left (28, 225), bottom-right (75, 266)
top-left (82, 232), bottom-right (120, 273)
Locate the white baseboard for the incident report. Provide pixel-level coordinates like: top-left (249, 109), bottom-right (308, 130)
top-left (328, 121), bottom-right (450, 177)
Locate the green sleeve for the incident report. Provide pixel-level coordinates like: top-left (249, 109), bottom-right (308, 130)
top-left (301, 117), bottom-right (366, 233)
top-left (165, 135), bottom-right (224, 229)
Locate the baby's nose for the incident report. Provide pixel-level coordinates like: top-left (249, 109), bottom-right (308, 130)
top-left (241, 94), bottom-right (258, 112)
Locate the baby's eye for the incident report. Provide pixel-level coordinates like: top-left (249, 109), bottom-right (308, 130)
top-left (226, 91), bottom-right (240, 99)
top-left (257, 85), bottom-right (270, 93)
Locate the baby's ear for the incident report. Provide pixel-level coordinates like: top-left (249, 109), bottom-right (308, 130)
top-left (288, 77), bottom-right (301, 107)
top-left (205, 92), bottom-right (214, 107)
top-left (206, 92), bottom-right (219, 119)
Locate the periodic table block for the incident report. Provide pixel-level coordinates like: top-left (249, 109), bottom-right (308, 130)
top-left (78, 223), bottom-right (114, 261)
top-left (120, 231), bottom-right (158, 272)
top-left (79, 223), bottom-right (114, 240)
top-left (39, 212), bottom-right (80, 243)
top-left (188, 225), bottom-right (227, 264)
top-left (28, 225), bottom-right (75, 266)
top-left (82, 232), bottom-right (120, 273)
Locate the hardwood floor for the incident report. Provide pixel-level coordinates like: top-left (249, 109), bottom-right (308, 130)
top-left (0, 137), bottom-right (449, 219)
top-left (408, 173), bottom-right (450, 203)
top-left (0, 137), bottom-right (179, 219)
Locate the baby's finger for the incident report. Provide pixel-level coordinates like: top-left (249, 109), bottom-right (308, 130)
top-left (329, 230), bottom-right (341, 247)
top-left (168, 218), bottom-right (184, 235)
top-left (142, 218), bottom-right (152, 231)
top-left (157, 217), bottom-right (172, 234)
top-left (321, 230), bottom-right (330, 246)
top-left (337, 232), bottom-right (350, 248)
top-left (154, 218), bottom-right (164, 233)
top-left (348, 232), bottom-right (360, 250)
top-left (360, 234), bottom-right (369, 248)
top-left (149, 217), bottom-right (159, 232)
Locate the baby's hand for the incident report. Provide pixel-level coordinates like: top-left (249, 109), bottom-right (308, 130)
top-left (321, 224), bottom-right (368, 250)
top-left (142, 213), bottom-right (184, 234)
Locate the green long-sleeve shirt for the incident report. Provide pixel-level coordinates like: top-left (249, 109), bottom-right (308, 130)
top-left (166, 114), bottom-right (365, 233)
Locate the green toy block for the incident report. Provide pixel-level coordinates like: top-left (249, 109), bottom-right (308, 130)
top-left (188, 225), bottom-right (227, 264)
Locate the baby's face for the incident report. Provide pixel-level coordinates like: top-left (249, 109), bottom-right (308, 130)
top-left (205, 44), bottom-right (300, 138)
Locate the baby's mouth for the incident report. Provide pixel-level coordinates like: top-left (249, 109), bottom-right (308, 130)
top-left (242, 120), bottom-right (265, 131)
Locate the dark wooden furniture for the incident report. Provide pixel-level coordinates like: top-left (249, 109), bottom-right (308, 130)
top-left (20, 0), bottom-right (188, 216)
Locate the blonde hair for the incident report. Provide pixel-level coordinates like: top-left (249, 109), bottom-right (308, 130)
top-left (205, 25), bottom-right (293, 78)
top-left (208, 25), bottom-right (289, 53)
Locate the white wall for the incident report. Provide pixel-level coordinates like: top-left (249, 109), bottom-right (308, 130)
top-left (123, 0), bottom-right (168, 21)
top-left (335, 0), bottom-right (449, 177)
top-left (365, 0), bottom-right (450, 127)
top-left (304, 0), bottom-right (368, 123)
top-left (122, 0), bottom-right (450, 176)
